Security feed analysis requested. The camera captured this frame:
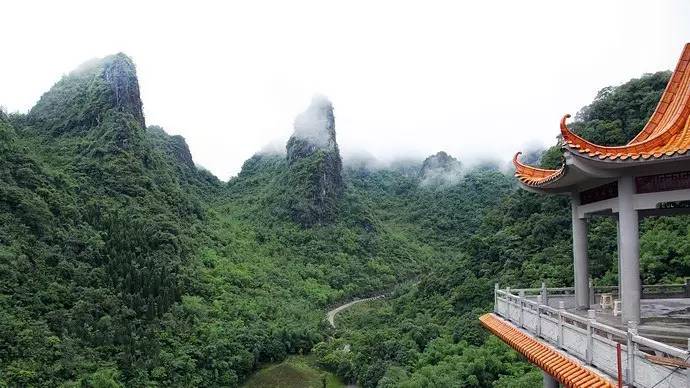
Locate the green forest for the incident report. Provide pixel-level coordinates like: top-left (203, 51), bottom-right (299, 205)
top-left (0, 53), bottom-right (687, 388)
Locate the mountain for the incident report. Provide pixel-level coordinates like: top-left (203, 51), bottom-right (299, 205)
top-left (285, 96), bottom-right (344, 226)
top-left (0, 54), bottom-right (220, 386)
top-left (29, 53), bottom-right (145, 135)
top-left (419, 151), bottom-right (463, 186)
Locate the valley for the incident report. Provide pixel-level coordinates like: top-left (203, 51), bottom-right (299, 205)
top-left (0, 53), bottom-right (688, 388)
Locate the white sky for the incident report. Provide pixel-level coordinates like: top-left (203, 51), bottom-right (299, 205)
top-left (1, 1), bottom-right (689, 180)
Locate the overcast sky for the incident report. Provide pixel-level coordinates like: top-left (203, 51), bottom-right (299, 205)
top-left (1, 1), bottom-right (689, 179)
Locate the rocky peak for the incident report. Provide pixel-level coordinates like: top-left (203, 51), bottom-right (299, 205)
top-left (285, 96), bottom-right (344, 226)
top-left (287, 95), bottom-right (338, 163)
top-left (102, 53), bottom-right (146, 128)
top-left (29, 53), bottom-right (145, 133)
top-left (419, 151), bottom-right (463, 186)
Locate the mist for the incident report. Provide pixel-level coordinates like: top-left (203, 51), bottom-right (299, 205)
top-left (291, 95), bottom-right (336, 149)
top-left (1, 1), bottom-right (688, 180)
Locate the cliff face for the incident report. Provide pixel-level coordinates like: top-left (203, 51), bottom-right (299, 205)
top-left (102, 53), bottom-right (146, 128)
top-left (287, 95), bottom-right (339, 162)
top-left (285, 96), bottom-right (344, 226)
top-left (419, 151), bottom-right (463, 186)
top-left (22, 53), bottom-right (215, 194)
top-left (29, 53), bottom-right (145, 134)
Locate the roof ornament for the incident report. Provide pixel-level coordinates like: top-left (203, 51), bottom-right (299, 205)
top-left (512, 151), bottom-right (523, 166)
top-left (560, 114), bottom-right (573, 139)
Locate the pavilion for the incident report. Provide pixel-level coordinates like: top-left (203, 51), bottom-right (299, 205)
top-left (514, 43), bottom-right (690, 326)
top-left (481, 43), bottom-right (690, 388)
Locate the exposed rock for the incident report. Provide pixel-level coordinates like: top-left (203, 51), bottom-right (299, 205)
top-left (102, 53), bottom-right (146, 128)
top-left (419, 151), bottom-right (463, 187)
top-left (287, 95), bottom-right (340, 162)
top-left (29, 53), bottom-right (145, 133)
top-left (285, 96), bottom-right (344, 226)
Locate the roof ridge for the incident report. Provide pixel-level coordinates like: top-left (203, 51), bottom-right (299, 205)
top-left (629, 42), bottom-right (690, 144)
top-left (560, 43), bottom-right (690, 160)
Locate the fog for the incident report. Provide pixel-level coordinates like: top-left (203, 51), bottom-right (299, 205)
top-left (291, 95), bottom-right (335, 149)
top-left (0, 1), bottom-right (689, 180)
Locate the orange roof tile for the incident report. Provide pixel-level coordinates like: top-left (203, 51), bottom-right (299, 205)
top-left (513, 152), bottom-right (565, 187)
top-left (480, 313), bottom-right (615, 388)
top-left (515, 43), bottom-right (690, 187)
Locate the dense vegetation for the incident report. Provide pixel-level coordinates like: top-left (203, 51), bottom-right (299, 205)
top-left (0, 53), bottom-right (687, 388)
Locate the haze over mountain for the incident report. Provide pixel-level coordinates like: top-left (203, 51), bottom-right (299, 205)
top-left (2, 1), bottom-right (689, 179)
top-left (286, 96), bottom-right (344, 226)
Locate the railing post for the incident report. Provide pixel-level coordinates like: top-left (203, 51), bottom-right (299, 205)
top-left (536, 295), bottom-right (543, 337)
top-left (686, 338), bottom-right (690, 388)
top-left (589, 277), bottom-right (595, 306)
top-left (494, 283), bottom-right (499, 313)
top-left (558, 301), bottom-right (565, 348)
top-left (586, 309), bottom-right (595, 365)
top-left (506, 287), bottom-right (512, 322)
top-left (541, 281), bottom-right (548, 306)
top-left (519, 290), bottom-right (525, 327)
top-left (617, 343), bottom-right (623, 388)
top-left (627, 321), bottom-right (637, 386)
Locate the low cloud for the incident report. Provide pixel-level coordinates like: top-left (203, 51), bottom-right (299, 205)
top-left (292, 95), bottom-right (335, 149)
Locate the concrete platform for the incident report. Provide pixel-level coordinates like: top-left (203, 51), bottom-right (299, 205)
top-left (496, 288), bottom-right (690, 387)
top-left (546, 295), bottom-right (690, 348)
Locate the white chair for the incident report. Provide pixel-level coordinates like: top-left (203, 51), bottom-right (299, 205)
top-left (600, 293), bottom-right (614, 310)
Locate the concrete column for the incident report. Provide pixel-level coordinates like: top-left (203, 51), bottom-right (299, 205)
top-left (618, 176), bottom-right (641, 324)
top-left (571, 193), bottom-right (589, 310)
top-left (616, 216), bottom-right (621, 298)
top-left (543, 371), bottom-right (559, 388)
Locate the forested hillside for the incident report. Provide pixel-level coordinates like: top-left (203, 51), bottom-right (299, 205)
top-left (0, 54), bottom-right (687, 388)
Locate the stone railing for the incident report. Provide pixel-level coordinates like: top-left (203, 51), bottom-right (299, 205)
top-left (494, 285), bottom-right (690, 388)
top-left (590, 281), bottom-right (690, 300)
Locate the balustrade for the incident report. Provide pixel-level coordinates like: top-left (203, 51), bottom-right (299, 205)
top-left (494, 285), bottom-right (690, 388)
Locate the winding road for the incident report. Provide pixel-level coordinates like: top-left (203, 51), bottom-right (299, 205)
top-left (325, 295), bottom-right (387, 388)
top-left (326, 295), bottom-right (385, 328)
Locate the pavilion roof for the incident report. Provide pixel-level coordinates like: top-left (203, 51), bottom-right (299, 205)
top-left (515, 43), bottom-right (690, 188)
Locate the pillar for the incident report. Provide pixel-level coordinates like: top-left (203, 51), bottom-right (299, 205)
top-left (571, 193), bottom-right (589, 310)
top-left (616, 216), bottom-right (621, 298)
top-left (543, 371), bottom-right (559, 388)
top-left (618, 176), bottom-right (641, 324)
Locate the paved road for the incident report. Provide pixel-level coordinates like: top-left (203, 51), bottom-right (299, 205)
top-left (325, 294), bottom-right (387, 388)
top-left (326, 295), bottom-right (385, 328)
